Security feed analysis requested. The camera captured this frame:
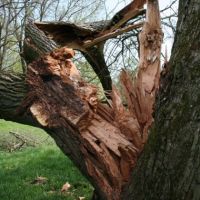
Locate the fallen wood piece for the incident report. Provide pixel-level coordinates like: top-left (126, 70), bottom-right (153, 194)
top-left (31, 176), bottom-right (48, 185)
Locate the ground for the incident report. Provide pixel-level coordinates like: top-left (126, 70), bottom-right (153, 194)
top-left (0, 120), bottom-right (93, 200)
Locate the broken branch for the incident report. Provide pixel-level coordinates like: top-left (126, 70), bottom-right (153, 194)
top-left (23, 0), bottom-right (162, 199)
top-left (103, 0), bottom-right (146, 32)
top-left (83, 22), bottom-right (143, 48)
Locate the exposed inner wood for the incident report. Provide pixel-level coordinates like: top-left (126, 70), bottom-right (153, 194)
top-left (34, 0), bottom-right (146, 51)
top-left (33, 0), bottom-right (147, 95)
top-left (24, 0), bottom-right (162, 199)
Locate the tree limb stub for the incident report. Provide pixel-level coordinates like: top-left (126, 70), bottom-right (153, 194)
top-left (24, 46), bottom-right (142, 199)
top-left (23, 0), bottom-right (162, 199)
top-left (102, 0), bottom-right (146, 33)
top-left (33, 0), bottom-right (147, 97)
top-left (119, 0), bottom-right (163, 144)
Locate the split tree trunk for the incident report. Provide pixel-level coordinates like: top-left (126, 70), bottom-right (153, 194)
top-left (0, 0), bottom-right (199, 199)
top-left (122, 0), bottom-right (200, 199)
top-left (1, 0), bottom-right (162, 199)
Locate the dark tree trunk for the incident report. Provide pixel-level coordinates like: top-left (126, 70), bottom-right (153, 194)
top-left (0, 1), bottom-right (162, 199)
top-left (122, 0), bottom-right (200, 199)
top-left (0, 0), bottom-right (199, 199)
top-left (24, 20), bottom-right (112, 94)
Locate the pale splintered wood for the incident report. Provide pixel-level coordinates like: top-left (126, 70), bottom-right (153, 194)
top-left (120, 0), bottom-right (163, 143)
top-left (27, 1), bottom-right (162, 199)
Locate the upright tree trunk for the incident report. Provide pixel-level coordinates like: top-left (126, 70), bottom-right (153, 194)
top-left (122, 0), bottom-right (200, 199)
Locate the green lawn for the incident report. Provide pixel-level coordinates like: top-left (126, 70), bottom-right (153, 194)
top-left (0, 120), bottom-right (53, 151)
top-left (0, 120), bottom-right (93, 200)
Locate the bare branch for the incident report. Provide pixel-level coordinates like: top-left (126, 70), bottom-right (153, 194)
top-left (83, 22), bottom-right (143, 48)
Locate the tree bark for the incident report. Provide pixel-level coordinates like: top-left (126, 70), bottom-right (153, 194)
top-left (0, 0), bottom-right (162, 199)
top-left (33, 0), bottom-right (147, 95)
top-left (0, 0), bottom-right (199, 199)
top-left (122, 0), bottom-right (200, 199)
top-left (24, 20), bottom-right (112, 94)
top-left (23, 19), bottom-right (58, 64)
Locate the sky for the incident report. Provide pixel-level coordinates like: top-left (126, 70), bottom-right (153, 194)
top-left (105, 0), bottom-right (177, 14)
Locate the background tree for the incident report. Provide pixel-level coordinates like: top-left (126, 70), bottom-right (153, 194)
top-left (0, 0), bottom-right (178, 82)
top-left (0, 0), bottom-right (104, 72)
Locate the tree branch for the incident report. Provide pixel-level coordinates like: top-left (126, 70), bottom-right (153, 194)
top-left (83, 22), bottom-right (143, 48)
top-left (0, 0), bottom-right (163, 199)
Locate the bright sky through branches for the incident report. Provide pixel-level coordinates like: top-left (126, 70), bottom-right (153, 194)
top-left (105, 0), bottom-right (178, 59)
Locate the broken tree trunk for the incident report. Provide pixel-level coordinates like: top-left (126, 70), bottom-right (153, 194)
top-left (24, 20), bottom-right (112, 94)
top-left (34, 0), bottom-right (147, 95)
top-left (19, 0), bottom-right (162, 199)
top-left (1, 0), bottom-right (199, 199)
top-left (122, 0), bottom-right (200, 199)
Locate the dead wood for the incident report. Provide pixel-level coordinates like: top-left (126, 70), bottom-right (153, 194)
top-left (102, 0), bottom-right (146, 33)
top-left (25, 47), bottom-right (139, 199)
top-left (23, 0), bottom-right (162, 199)
top-left (83, 22), bottom-right (144, 48)
top-left (33, 0), bottom-right (147, 95)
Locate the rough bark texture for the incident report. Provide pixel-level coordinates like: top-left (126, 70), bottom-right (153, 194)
top-left (122, 0), bottom-right (200, 199)
top-left (34, 0), bottom-right (146, 94)
top-left (18, 1), bottom-right (162, 199)
top-left (23, 20), bottom-right (58, 64)
top-left (0, 72), bottom-right (27, 122)
top-left (0, 0), bottom-right (163, 199)
top-left (1, 0), bottom-right (199, 200)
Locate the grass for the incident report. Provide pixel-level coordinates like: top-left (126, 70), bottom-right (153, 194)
top-left (0, 120), bottom-right (93, 200)
top-left (0, 120), bottom-right (53, 151)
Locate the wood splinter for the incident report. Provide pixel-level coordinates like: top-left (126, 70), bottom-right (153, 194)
top-left (25, 0), bottom-right (162, 199)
